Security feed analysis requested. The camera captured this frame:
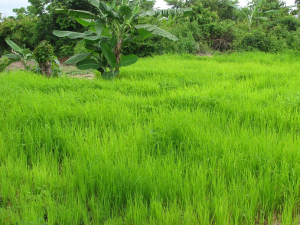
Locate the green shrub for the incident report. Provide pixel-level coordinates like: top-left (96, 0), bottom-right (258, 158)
top-left (264, 34), bottom-right (288, 53)
top-left (33, 40), bottom-right (55, 63)
top-left (121, 16), bottom-right (171, 57)
top-left (189, 2), bottom-right (219, 26)
top-left (0, 57), bottom-right (10, 72)
top-left (287, 28), bottom-right (300, 51)
top-left (268, 25), bottom-right (300, 51)
top-left (207, 20), bottom-right (236, 51)
top-left (58, 44), bottom-right (74, 58)
top-left (233, 27), bottom-right (286, 53)
top-left (33, 41), bottom-right (61, 77)
top-left (265, 15), bottom-right (300, 31)
top-left (175, 31), bottom-right (198, 54)
top-left (162, 20), bottom-right (205, 54)
top-left (74, 40), bottom-right (89, 55)
top-left (123, 35), bottom-right (167, 57)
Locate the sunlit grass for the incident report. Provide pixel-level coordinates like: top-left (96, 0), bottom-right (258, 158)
top-left (0, 52), bottom-right (300, 224)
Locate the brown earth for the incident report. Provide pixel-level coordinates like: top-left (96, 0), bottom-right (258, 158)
top-left (7, 61), bottom-right (94, 79)
top-left (7, 61), bottom-right (34, 70)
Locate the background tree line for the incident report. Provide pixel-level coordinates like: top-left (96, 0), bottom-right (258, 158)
top-left (1, 0), bottom-right (300, 58)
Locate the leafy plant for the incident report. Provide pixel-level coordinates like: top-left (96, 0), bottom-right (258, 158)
top-left (74, 40), bottom-right (89, 54)
top-left (3, 39), bottom-right (33, 70)
top-left (228, 0), bottom-right (277, 30)
top-left (33, 40), bottom-right (55, 63)
top-left (51, 58), bottom-right (63, 77)
top-left (0, 57), bottom-right (10, 72)
top-left (53, 0), bottom-right (191, 79)
top-left (0, 15), bottom-right (36, 55)
top-left (33, 40), bottom-right (61, 77)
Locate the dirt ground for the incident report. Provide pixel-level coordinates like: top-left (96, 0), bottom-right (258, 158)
top-left (7, 61), bottom-right (34, 70)
top-left (7, 61), bottom-right (94, 79)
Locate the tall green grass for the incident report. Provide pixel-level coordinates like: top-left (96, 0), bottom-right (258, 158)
top-left (1, 52), bottom-right (300, 224)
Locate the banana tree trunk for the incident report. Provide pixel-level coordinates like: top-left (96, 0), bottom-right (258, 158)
top-left (39, 62), bottom-right (51, 78)
top-left (114, 40), bottom-right (123, 77)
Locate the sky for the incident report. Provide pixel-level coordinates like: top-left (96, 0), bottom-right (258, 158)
top-left (0, 0), bottom-right (297, 17)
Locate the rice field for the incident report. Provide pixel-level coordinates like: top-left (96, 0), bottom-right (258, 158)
top-left (1, 52), bottom-right (300, 224)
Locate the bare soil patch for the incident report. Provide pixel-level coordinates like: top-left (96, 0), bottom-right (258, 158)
top-left (7, 61), bottom-right (94, 79)
top-left (7, 61), bottom-right (35, 70)
top-left (197, 53), bottom-right (213, 57)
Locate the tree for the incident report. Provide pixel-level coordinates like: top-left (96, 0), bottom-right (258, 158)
top-left (165, 0), bottom-right (236, 20)
top-left (24, 1), bottom-right (88, 57)
top-left (0, 13), bottom-right (37, 55)
top-left (295, 1), bottom-right (300, 17)
top-left (25, 0), bottom-right (155, 57)
top-left (197, 0), bottom-right (237, 20)
top-left (53, 0), bottom-right (191, 79)
top-left (255, 0), bottom-right (289, 19)
top-left (165, 0), bottom-right (187, 9)
top-left (13, 7), bottom-right (29, 16)
top-left (140, 0), bottom-right (156, 10)
top-left (228, 0), bottom-right (279, 30)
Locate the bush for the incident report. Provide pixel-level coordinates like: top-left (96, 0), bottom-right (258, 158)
top-left (162, 20), bottom-right (208, 54)
top-left (58, 44), bottom-right (74, 58)
top-left (189, 2), bottom-right (219, 26)
top-left (174, 31), bottom-right (199, 54)
top-left (121, 16), bottom-right (168, 57)
top-left (33, 41), bottom-right (61, 77)
top-left (33, 40), bottom-right (55, 63)
top-left (207, 20), bottom-right (236, 51)
top-left (0, 57), bottom-right (10, 72)
top-left (122, 35), bottom-right (167, 57)
top-left (265, 16), bottom-right (300, 31)
top-left (74, 40), bottom-right (89, 54)
top-left (233, 26), bottom-right (287, 53)
top-left (287, 28), bottom-right (300, 51)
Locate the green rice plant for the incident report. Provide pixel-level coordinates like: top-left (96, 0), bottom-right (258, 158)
top-left (0, 52), bottom-right (300, 224)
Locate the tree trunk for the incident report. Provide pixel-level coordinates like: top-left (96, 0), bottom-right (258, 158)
top-left (39, 62), bottom-right (51, 78)
top-left (114, 40), bottom-right (123, 78)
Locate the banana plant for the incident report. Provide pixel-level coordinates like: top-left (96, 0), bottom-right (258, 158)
top-left (53, 0), bottom-right (191, 79)
top-left (3, 39), bottom-right (33, 70)
top-left (228, 0), bottom-right (271, 30)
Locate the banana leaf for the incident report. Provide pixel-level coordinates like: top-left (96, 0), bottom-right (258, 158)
top-left (117, 55), bottom-right (138, 67)
top-left (135, 24), bottom-right (178, 41)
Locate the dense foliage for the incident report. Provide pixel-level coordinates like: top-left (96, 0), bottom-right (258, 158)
top-left (53, 0), bottom-right (190, 79)
top-left (0, 0), bottom-right (300, 57)
top-left (33, 40), bottom-right (55, 63)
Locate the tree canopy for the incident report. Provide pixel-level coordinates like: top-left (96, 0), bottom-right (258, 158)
top-left (1, 0), bottom-right (300, 57)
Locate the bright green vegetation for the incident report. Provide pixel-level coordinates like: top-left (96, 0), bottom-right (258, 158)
top-left (1, 52), bottom-right (300, 224)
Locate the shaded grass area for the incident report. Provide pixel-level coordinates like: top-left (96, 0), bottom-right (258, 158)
top-left (0, 52), bottom-right (300, 224)
top-left (61, 64), bottom-right (93, 77)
